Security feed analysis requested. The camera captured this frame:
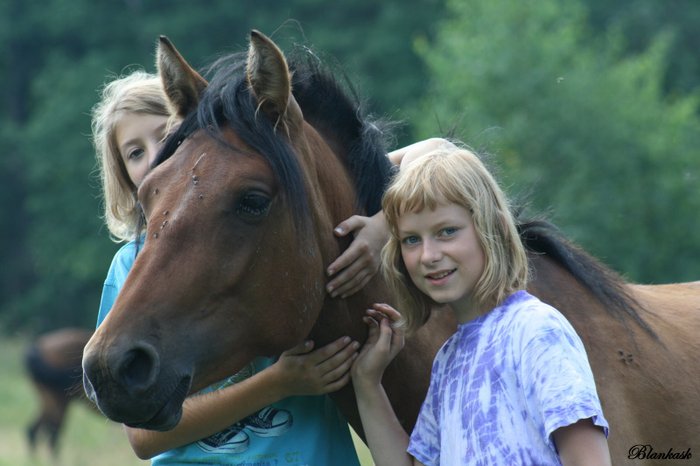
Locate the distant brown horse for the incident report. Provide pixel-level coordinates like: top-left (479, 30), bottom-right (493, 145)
top-left (82, 31), bottom-right (700, 464)
top-left (25, 327), bottom-right (93, 455)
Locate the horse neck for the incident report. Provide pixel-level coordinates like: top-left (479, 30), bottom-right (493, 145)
top-left (296, 123), bottom-right (357, 244)
top-left (298, 127), bottom-right (394, 344)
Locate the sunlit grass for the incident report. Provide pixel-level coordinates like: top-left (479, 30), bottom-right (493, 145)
top-left (0, 334), bottom-right (149, 466)
top-left (352, 427), bottom-right (374, 466)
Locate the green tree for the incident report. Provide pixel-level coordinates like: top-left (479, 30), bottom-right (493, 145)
top-left (0, 0), bottom-right (445, 332)
top-left (586, 0), bottom-right (700, 96)
top-left (413, 0), bottom-right (700, 283)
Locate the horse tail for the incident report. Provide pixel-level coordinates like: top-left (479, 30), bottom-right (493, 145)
top-left (24, 344), bottom-right (83, 397)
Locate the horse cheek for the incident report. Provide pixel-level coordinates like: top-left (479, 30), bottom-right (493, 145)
top-left (256, 227), bottom-right (326, 353)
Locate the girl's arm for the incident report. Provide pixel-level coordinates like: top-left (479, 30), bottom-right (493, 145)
top-left (351, 305), bottom-right (423, 466)
top-left (326, 138), bottom-right (456, 299)
top-left (126, 337), bottom-right (359, 459)
top-left (553, 418), bottom-right (611, 466)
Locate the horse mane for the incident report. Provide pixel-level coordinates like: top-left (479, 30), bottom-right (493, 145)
top-left (518, 218), bottom-right (655, 336)
top-left (288, 54), bottom-right (393, 215)
top-left (155, 49), bottom-right (393, 233)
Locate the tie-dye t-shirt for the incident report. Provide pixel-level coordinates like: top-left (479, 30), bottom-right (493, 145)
top-left (408, 290), bottom-right (608, 466)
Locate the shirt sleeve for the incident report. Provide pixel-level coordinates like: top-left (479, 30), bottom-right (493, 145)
top-left (518, 306), bottom-right (609, 450)
top-left (96, 241), bottom-right (138, 328)
top-left (407, 353), bottom-right (443, 466)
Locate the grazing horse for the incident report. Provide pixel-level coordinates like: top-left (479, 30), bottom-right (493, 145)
top-left (82, 31), bottom-right (700, 464)
top-left (25, 327), bottom-right (93, 455)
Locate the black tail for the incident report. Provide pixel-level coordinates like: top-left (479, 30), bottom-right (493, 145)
top-left (24, 345), bottom-right (83, 396)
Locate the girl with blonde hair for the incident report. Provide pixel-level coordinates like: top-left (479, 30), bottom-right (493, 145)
top-left (92, 70), bottom-right (171, 242)
top-left (352, 143), bottom-right (610, 465)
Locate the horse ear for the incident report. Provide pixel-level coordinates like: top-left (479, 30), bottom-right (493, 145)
top-left (246, 30), bottom-right (303, 133)
top-left (157, 36), bottom-right (208, 118)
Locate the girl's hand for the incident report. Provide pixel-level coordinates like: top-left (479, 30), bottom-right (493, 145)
top-left (351, 303), bottom-right (405, 389)
top-left (272, 336), bottom-right (360, 397)
top-left (326, 213), bottom-right (389, 299)
top-left (388, 137), bottom-right (457, 168)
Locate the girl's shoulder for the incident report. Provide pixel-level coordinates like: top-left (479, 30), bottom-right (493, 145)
top-left (115, 239), bottom-right (139, 254)
top-left (112, 238), bottom-right (142, 262)
top-left (106, 238), bottom-right (143, 278)
top-left (499, 291), bottom-right (582, 350)
top-left (499, 290), bottom-right (564, 323)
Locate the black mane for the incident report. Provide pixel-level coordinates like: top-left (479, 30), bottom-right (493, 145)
top-left (518, 218), bottom-right (653, 336)
top-left (288, 55), bottom-right (393, 215)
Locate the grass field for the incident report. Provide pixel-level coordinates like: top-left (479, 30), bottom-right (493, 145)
top-left (0, 334), bottom-right (373, 466)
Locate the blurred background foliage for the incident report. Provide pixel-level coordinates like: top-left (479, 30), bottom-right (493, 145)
top-left (0, 0), bottom-right (698, 334)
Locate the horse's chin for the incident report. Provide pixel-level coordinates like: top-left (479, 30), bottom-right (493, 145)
top-left (124, 375), bottom-right (191, 431)
top-left (125, 404), bottom-right (182, 431)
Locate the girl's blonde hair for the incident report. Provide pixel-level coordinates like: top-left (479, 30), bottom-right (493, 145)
top-left (382, 146), bottom-right (529, 333)
top-left (92, 70), bottom-right (171, 242)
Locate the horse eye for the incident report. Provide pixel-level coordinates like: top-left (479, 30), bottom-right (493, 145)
top-left (236, 192), bottom-right (271, 220)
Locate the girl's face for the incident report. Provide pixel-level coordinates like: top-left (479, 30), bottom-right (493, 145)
top-left (398, 202), bottom-right (486, 322)
top-left (114, 112), bottom-right (169, 187)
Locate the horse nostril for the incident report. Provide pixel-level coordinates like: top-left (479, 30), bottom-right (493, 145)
top-left (115, 343), bottom-right (160, 395)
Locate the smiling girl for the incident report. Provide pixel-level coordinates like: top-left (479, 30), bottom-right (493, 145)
top-left (351, 143), bottom-right (611, 465)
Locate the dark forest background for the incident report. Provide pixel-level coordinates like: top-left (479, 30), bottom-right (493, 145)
top-left (1, 0), bottom-right (698, 333)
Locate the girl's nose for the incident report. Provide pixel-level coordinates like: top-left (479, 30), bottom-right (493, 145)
top-left (420, 239), bottom-right (442, 264)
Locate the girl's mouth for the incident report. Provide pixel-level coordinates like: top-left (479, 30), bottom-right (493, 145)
top-left (425, 269), bottom-right (456, 283)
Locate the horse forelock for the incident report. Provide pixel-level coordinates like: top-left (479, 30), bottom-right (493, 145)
top-left (518, 218), bottom-right (656, 337)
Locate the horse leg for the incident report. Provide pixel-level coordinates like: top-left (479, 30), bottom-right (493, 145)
top-left (48, 399), bottom-right (69, 457)
top-left (26, 416), bottom-right (41, 454)
top-left (35, 385), bottom-right (68, 457)
top-left (26, 383), bottom-right (54, 454)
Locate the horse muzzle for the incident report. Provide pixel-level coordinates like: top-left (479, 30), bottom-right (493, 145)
top-left (82, 338), bottom-right (192, 431)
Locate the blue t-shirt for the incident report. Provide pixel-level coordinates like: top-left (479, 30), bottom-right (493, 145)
top-left (408, 290), bottom-right (608, 466)
top-left (98, 240), bottom-right (360, 466)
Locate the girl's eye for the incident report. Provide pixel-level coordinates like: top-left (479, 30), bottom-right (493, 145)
top-left (127, 148), bottom-right (144, 161)
top-left (401, 235), bottom-right (421, 246)
top-left (439, 227), bottom-right (458, 237)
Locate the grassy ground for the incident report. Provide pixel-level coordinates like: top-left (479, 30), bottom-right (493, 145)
top-left (0, 334), bottom-right (146, 466)
top-left (0, 334), bottom-right (373, 466)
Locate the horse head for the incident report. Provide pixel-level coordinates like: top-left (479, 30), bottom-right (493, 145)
top-left (82, 31), bottom-right (398, 430)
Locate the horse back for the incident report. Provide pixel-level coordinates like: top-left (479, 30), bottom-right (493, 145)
top-left (628, 281), bottom-right (700, 362)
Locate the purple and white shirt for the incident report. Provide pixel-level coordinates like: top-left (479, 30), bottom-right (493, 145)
top-left (408, 290), bottom-right (608, 466)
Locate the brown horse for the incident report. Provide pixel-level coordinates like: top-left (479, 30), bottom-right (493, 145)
top-left (82, 31), bottom-right (700, 464)
top-left (25, 327), bottom-right (93, 455)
